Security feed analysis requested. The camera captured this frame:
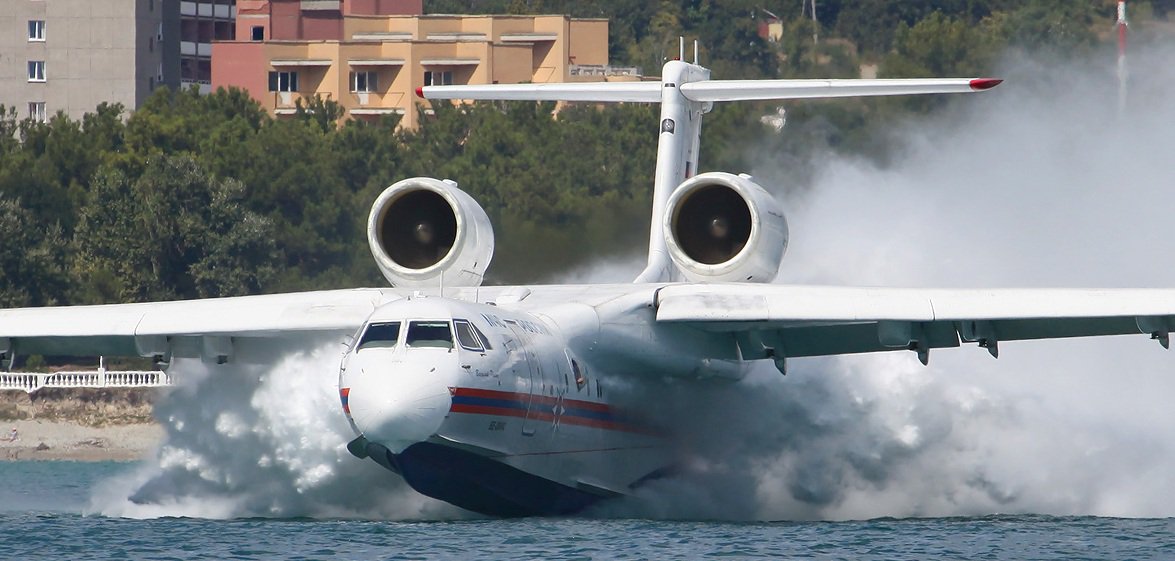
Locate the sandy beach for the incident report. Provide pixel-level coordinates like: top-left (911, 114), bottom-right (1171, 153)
top-left (1, 387), bottom-right (163, 462)
top-left (1, 419), bottom-right (162, 461)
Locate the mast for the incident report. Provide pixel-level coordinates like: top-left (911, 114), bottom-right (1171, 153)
top-left (1117, 0), bottom-right (1129, 115)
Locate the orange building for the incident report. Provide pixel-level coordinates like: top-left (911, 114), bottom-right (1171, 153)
top-left (212, 1), bottom-right (629, 128)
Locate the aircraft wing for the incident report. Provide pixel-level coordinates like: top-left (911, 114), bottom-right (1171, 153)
top-left (418, 78), bottom-right (1000, 104)
top-left (655, 284), bottom-right (1175, 362)
top-left (0, 288), bottom-right (400, 360)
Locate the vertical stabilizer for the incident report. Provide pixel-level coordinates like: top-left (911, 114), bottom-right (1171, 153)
top-left (634, 61), bottom-right (712, 283)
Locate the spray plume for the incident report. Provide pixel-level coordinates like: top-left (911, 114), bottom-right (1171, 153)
top-left (595, 42), bottom-right (1175, 521)
top-left (89, 338), bottom-right (463, 519)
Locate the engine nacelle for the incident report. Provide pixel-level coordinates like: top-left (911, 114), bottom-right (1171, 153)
top-left (663, 172), bottom-right (788, 283)
top-left (367, 177), bottom-right (494, 288)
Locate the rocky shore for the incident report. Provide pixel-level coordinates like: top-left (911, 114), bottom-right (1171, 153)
top-left (0, 388), bottom-right (163, 461)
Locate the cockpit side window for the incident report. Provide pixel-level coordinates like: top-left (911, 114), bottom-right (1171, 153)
top-left (472, 324), bottom-right (493, 350)
top-left (406, 321), bottom-right (454, 349)
top-left (358, 322), bottom-right (401, 350)
top-left (453, 319), bottom-right (485, 352)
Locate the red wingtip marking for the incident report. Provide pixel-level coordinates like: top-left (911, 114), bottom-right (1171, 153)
top-left (969, 78), bottom-right (1003, 91)
top-left (415, 86), bottom-right (424, 98)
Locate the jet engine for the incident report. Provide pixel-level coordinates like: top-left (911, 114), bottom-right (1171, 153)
top-left (367, 177), bottom-right (494, 288)
top-left (663, 172), bottom-right (788, 283)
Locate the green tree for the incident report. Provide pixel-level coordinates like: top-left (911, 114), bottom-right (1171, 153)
top-left (0, 196), bottom-right (68, 307)
top-left (882, 11), bottom-right (1000, 79)
top-left (72, 155), bottom-right (276, 302)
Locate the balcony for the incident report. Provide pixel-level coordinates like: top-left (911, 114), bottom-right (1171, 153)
top-left (272, 91), bottom-right (334, 114)
top-left (352, 31), bottom-right (412, 42)
top-left (271, 59), bottom-right (333, 67)
top-left (301, 0), bottom-right (340, 10)
top-left (500, 33), bottom-right (557, 43)
top-left (180, 1), bottom-right (235, 19)
top-left (419, 58), bottom-right (480, 67)
top-left (425, 32), bottom-right (487, 43)
top-left (348, 59), bottom-right (405, 67)
top-left (181, 79), bottom-right (212, 94)
top-left (180, 41), bottom-right (213, 57)
top-left (569, 64), bottom-right (642, 77)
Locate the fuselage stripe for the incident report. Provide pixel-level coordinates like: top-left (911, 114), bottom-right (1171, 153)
top-left (448, 387), bottom-right (651, 434)
top-left (452, 395), bottom-right (618, 423)
top-left (453, 387), bottom-right (611, 413)
top-left (449, 403), bottom-right (649, 434)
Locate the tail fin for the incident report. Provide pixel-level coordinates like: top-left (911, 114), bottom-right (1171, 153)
top-left (417, 62), bottom-right (1001, 283)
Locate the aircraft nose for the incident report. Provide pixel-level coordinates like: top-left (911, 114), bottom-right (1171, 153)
top-left (344, 360), bottom-right (451, 453)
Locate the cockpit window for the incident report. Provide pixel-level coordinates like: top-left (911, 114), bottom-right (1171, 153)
top-left (472, 324), bottom-right (493, 350)
top-left (406, 321), bottom-right (454, 349)
top-left (453, 319), bottom-right (484, 352)
top-left (358, 322), bottom-right (401, 350)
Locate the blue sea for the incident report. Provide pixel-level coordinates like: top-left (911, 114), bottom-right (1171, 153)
top-left (1, 461), bottom-right (1173, 560)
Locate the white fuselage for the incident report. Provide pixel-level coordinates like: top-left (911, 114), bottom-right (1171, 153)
top-left (338, 295), bottom-right (698, 515)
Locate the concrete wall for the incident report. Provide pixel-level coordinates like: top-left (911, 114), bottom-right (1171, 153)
top-left (0, 0), bottom-right (176, 120)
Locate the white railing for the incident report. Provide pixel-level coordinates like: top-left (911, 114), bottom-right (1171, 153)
top-left (0, 360), bottom-right (171, 394)
top-left (569, 64), bottom-right (642, 77)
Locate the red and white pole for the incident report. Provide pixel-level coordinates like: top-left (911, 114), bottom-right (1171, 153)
top-left (1117, 0), bottom-right (1128, 115)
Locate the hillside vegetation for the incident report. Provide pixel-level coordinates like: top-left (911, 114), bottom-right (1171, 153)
top-left (1, 0), bottom-right (1167, 306)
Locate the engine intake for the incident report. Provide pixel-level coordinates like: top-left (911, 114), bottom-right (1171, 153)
top-left (663, 172), bottom-right (788, 283)
top-left (367, 177), bottom-right (494, 288)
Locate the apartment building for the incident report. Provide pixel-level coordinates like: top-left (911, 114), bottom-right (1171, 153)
top-left (0, 0), bottom-right (180, 121)
top-left (213, 2), bottom-right (628, 129)
top-left (181, 0), bottom-right (239, 93)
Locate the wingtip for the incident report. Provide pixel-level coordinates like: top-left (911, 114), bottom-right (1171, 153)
top-left (415, 86), bottom-right (424, 99)
top-left (969, 78), bottom-right (1003, 91)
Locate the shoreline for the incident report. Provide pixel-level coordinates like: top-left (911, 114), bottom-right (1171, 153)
top-left (1, 419), bottom-right (162, 462)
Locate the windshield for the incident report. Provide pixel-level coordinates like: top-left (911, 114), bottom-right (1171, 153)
top-left (406, 321), bottom-right (454, 349)
top-left (454, 319), bottom-right (485, 352)
top-left (358, 322), bottom-right (401, 350)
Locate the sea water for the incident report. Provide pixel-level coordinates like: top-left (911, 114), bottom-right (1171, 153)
top-left (1, 461), bottom-right (1173, 560)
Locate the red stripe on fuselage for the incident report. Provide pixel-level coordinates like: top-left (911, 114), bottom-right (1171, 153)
top-left (451, 387), bottom-right (611, 413)
top-left (449, 387), bottom-right (653, 434)
top-left (449, 402), bottom-right (649, 434)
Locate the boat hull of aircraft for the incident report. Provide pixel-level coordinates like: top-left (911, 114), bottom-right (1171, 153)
top-left (339, 297), bottom-right (671, 516)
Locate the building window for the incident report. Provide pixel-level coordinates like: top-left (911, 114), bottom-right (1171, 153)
top-left (251, 26), bottom-right (264, 41)
top-left (27, 61), bottom-right (45, 82)
top-left (350, 71), bottom-right (377, 93)
top-left (423, 70), bottom-right (453, 86)
top-left (28, 102), bottom-right (46, 123)
top-left (28, 20), bottom-right (45, 42)
top-left (267, 71), bottom-right (299, 92)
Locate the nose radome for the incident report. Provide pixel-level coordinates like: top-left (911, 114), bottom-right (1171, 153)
top-left (345, 361), bottom-right (452, 454)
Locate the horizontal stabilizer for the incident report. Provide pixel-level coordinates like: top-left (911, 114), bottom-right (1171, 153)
top-left (418, 78), bottom-right (1001, 104)
top-left (679, 78), bottom-right (1002, 102)
top-left (418, 82), bottom-right (661, 103)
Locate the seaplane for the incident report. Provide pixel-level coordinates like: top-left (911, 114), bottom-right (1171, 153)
top-left (2, 42), bottom-right (1173, 517)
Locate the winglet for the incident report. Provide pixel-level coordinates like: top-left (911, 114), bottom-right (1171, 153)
top-left (969, 78), bottom-right (1003, 91)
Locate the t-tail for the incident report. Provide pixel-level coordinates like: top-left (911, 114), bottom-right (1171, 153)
top-left (418, 41), bottom-right (1001, 284)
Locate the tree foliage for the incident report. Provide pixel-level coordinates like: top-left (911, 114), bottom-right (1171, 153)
top-left (0, 1), bottom-right (1146, 303)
